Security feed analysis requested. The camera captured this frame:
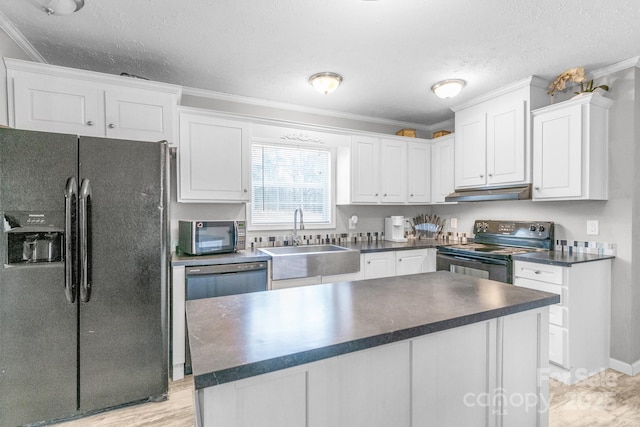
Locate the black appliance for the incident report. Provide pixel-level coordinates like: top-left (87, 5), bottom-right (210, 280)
top-left (178, 220), bottom-right (246, 255)
top-left (436, 220), bottom-right (554, 283)
top-left (0, 128), bottom-right (168, 426)
top-left (184, 261), bottom-right (268, 374)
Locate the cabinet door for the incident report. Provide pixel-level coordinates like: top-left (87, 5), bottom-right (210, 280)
top-left (407, 141), bottom-right (431, 203)
top-left (486, 100), bottom-right (526, 185)
top-left (363, 252), bottom-right (395, 279)
top-left (351, 136), bottom-right (380, 203)
top-left (431, 136), bottom-right (455, 203)
top-left (413, 320), bottom-right (496, 427)
top-left (455, 109), bottom-right (487, 188)
top-left (13, 74), bottom-right (102, 136)
top-left (178, 113), bottom-right (251, 202)
top-left (532, 104), bottom-right (582, 199)
top-left (104, 87), bottom-right (175, 143)
top-left (396, 249), bottom-right (435, 276)
top-left (379, 139), bottom-right (407, 203)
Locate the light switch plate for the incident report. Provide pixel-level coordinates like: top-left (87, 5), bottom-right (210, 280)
top-left (450, 218), bottom-right (458, 229)
top-left (587, 220), bottom-right (599, 235)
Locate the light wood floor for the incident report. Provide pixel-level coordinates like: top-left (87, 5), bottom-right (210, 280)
top-left (54, 369), bottom-right (640, 426)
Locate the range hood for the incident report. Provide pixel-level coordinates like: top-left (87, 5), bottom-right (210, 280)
top-left (444, 184), bottom-right (532, 202)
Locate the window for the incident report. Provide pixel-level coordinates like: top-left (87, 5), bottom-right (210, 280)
top-left (250, 143), bottom-right (333, 229)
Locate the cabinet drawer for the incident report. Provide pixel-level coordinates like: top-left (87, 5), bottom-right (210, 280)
top-left (514, 261), bottom-right (564, 284)
top-left (549, 324), bottom-right (568, 367)
top-left (549, 305), bottom-right (567, 328)
top-left (514, 277), bottom-right (566, 306)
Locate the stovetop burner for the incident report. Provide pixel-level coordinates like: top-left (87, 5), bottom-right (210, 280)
top-left (437, 220), bottom-right (555, 260)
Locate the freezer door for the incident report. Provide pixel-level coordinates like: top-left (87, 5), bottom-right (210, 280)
top-left (78, 137), bottom-right (168, 412)
top-left (0, 129), bottom-right (78, 426)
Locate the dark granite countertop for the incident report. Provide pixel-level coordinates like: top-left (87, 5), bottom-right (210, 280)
top-left (172, 239), bottom-right (446, 267)
top-left (185, 271), bottom-right (559, 390)
top-left (513, 251), bottom-right (615, 267)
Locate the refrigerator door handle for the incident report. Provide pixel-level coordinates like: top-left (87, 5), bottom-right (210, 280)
top-left (64, 177), bottom-right (77, 303)
top-left (79, 178), bottom-right (93, 303)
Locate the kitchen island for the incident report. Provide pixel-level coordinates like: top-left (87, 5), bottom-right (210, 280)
top-left (186, 271), bottom-right (559, 427)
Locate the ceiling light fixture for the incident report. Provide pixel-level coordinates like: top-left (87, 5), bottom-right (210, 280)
top-left (309, 72), bottom-right (343, 95)
top-left (42, 0), bottom-right (85, 16)
top-left (431, 79), bottom-right (466, 99)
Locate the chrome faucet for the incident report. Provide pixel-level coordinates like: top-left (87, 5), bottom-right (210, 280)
top-left (293, 208), bottom-right (304, 246)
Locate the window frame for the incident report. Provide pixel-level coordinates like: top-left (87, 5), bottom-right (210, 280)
top-left (248, 138), bottom-right (337, 231)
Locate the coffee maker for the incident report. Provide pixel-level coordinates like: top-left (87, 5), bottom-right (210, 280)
top-left (384, 216), bottom-right (407, 242)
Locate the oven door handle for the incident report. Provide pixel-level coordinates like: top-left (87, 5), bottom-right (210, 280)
top-left (437, 253), bottom-right (509, 266)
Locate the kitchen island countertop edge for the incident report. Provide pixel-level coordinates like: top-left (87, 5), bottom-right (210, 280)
top-left (186, 271), bottom-right (559, 390)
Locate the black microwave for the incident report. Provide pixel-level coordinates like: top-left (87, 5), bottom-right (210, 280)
top-left (178, 221), bottom-right (246, 255)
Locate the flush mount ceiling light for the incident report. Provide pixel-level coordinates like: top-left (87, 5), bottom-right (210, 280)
top-left (42, 0), bottom-right (85, 15)
top-left (309, 72), bottom-right (343, 95)
top-left (431, 79), bottom-right (466, 99)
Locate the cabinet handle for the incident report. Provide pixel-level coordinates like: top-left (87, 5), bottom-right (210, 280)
top-left (86, 121), bottom-right (94, 126)
top-left (375, 193), bottom-right (379, 197)
top-left (410, 194), bottom-right (414, 197)
top-left (367, 261), bottom-right (371, 264)
top-left (488, 173), bottom-right (493, 177)
top-left (243, 189), bottom-right (248, 193)
top-left (398, 258), bottom-right (402, 262)
top-left (383, 193), bottom-right (387, 197)
top-left (108, 123), bottom-right (116, 129)
top-left (535, 186), bottom-right (540, 190)
top-left (534, 270), bottom-right (541, 274)
top-left (480, 174), bottom-right (484, 178)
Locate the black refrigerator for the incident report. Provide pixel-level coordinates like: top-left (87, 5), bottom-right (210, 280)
top-left (0, 128), bottom-right (168, 426)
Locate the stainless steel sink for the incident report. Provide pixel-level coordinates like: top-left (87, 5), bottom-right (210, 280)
top-left (259, 245), bottom-right (360, 280)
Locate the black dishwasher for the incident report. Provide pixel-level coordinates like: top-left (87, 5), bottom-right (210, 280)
top-left (185, 261), bottom-right (268, 374)
top-left (185, 261), bottom-right (268, 300)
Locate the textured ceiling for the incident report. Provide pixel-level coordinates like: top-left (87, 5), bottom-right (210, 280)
top-left (1, 0), bottom-right (640, 126)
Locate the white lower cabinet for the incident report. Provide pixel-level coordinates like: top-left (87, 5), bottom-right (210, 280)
top-left (271, 276), bottom-right (321, 290)
top-left (363, 251), bottom-right (396, 279)
top-left (196, 308), bottom-right (549, 427)
top-left (395, 249), bottom-right (436, 276)
top-left (320, 270), bottom-right (363, 284)
top-left (514, 259), bottom-right (611, 384)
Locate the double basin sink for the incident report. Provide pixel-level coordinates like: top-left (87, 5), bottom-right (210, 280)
top-left (259, 245), bottom-right (360, 280)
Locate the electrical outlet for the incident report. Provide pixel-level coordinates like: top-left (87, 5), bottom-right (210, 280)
top-left (450, 218), bottom-right (458, 229)
top-left (348, 215), bottom-right (358, 230)
top-left (587, 220), bottom-right (599, 235)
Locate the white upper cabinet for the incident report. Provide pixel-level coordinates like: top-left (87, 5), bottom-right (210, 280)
top-left (178, 109), bottom-right (251, 202)
top-left (350, 135), bottom-right (381, 203)
top-left (379, 138), bottom-right (408, 203)
top-left (346, 135), bottom-right (408, 204)
top-left (6, 58), bottom-right (181, 144)
top-left (453, 76), bottom-right (548, 189)
top-left (532, 93), bottom-right (613, 201)
top-left (430, 135), bottom-right (455, 203)
top-left (407, 140), bottom-right (431, 204)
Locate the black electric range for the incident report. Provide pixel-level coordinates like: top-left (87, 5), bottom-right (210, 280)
top-left (436, 220), bottom-right (554, 283)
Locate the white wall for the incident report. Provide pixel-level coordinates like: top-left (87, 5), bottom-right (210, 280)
top-left (0, 30), bottom-right (31, 126)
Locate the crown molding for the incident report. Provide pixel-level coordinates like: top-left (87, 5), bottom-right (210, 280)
top-left (0, 11), bottom-right (47, 63)
top-left (5, 58), bottom-right (183, 95)
top-left (588, 56), bottom-right (640, 80)
top-left (181, 86), bottom-right (443, 132)
top-left (450, 76), bottom-right (546, 112)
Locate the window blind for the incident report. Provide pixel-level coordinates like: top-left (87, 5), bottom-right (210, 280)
top-left (251, 143), bottom-right (332, 226)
